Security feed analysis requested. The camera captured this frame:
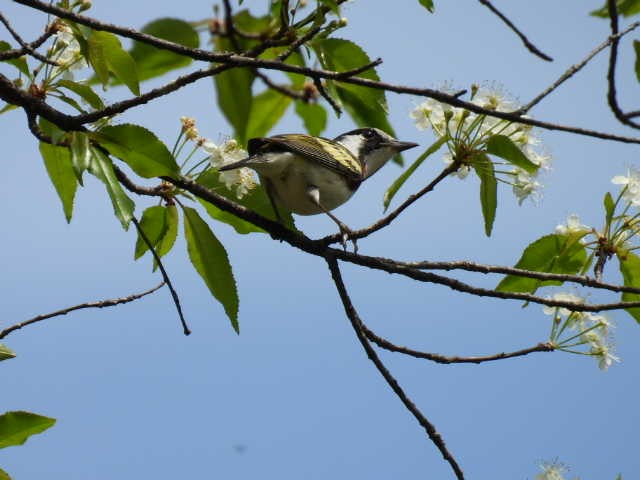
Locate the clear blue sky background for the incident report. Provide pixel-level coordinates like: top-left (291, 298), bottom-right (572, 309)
top-left (2, 1), bottom-right (639, 479)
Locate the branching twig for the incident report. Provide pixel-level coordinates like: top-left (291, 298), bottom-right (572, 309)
top-left (0, 282), bottom-right (165, 339)
top-left (313, 77), bottom-right (341, 116)
top-left (11, 0), bottom-right (640, 145)
top-left (326, 255), bottom-right (465, 480)
top-left (477, 0), bottom-right (552, 61)
top-left (0, 12), bottom-right (55, 64)
top-left (132, 217), bottom-right (190, 335)
top-left (0, 28), bottom-right (53, 61)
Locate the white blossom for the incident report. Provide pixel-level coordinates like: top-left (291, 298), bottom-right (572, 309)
top-left (612, 168), bottom-right (640, 206)
top-left (205, 139), bottom-right (256, 199)
top-left (555, 214), bottom-right (590, 236)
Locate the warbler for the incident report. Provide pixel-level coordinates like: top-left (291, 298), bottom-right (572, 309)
top-left (219, 127), bottom-right (417, 243)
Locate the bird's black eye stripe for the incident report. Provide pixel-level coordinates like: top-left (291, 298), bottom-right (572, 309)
top-left (363, 129), bottom-right (375, 138)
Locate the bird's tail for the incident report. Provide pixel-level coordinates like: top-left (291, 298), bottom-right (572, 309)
top-left (218, 156), bottom-right (253, 171)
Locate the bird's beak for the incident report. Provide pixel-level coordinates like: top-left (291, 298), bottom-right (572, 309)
top-left (382, 140), bottom-right (419, 152)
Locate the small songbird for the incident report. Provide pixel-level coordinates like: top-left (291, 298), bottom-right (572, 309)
top-left (218, 127), bottom-right (418, 245)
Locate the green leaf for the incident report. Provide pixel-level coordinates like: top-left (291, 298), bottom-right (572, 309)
top-left (418, 0), bottom-right (435, 12)
top-left (154, 204), bottom-right (179, 271)
top-left (182, 206), bottom-right (239, 332)
top-left (88, 31), bottom-right (139, 95)
top-left (39, 141), bottom-right (77, 223)
top-left (88, 147), bottom-right (134, 229)
top-left (0, 103), bottom-right (17, 115)
top-left (0, 344), bottom-right (16, 362)
top-left (129, 18), bottom-right (199, 82)
top-left (246, 89), bottom-right (292, 139)
top-left (486, 135), bottom-right (539, 174)
top-left (0, 41), bottom-right (30, 77)
top-left (0, 411), bottom-right (56, 449)
top-left (0, 467), bottom-right (10, 480)
top-left (86, 32), bottom-right (110, 86)
top-left (134, 205), bottom-right (168, 259)
top-left (54, 92), bottom-right (87, 113)
top-left (591, 0), bottom-right (640, 17)
top-left (295, 101), bottom-right (327, 136)
top-left (618, 251), bottom-right (640, 323)
top-left (56, 79), bottom-right (104, 110)
top-left (604, 192), bottom-right (615, 224)
top-left (383, 137), bottom-right (446, 211)
top-left (473, 154), bottom-right (497, 236)
top-left (197, 169), bottom-right (294, 234)
top-left (497, 234), bottom-right (588, 294)
top-left (214, 37), bottom-right (255, 145)
top-left (314, 38), bottom-right (401, 164)
top-left (260, 48), bottom-right (306, 87)
top-left (69, 131), bottom-right (92, 184)
top-left (39, 118), bottom-right (67, 144)
top-left (92, 124), bottom-right (179, 178)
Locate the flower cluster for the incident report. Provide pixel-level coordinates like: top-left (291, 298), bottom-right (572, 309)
top-left (177, 117), bottom-right (256, 199)
top-left (48, 22), bottom-right (87, 80)
top-left (544, 292), bottom-right (619, 371)
top-left (203, 138), bottom-right (256, 199)
top-left (410, 85), bottom-right (551, 204)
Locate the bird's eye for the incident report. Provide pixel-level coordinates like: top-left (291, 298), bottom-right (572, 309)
top-left (363, 129), bottom-right (375, 138)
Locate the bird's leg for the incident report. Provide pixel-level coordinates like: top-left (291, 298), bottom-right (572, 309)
top-left (262, 177), bottom-right (284, 224)
top-left (306, 186), bottom-right (358, 253)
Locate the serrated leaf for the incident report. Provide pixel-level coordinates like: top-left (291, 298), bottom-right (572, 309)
top-left (128, 18), bottom-right (199, 82)
top-left (295, 101), bottom-right (327, 136)
top-left (313, 38), bottom-right (402, 165)
top-left (486, 135), bottom-right (539, 174)
top-left (0, 344), bottom-right (16, 362)
top-left (0, 411), bottom-right (56, 449)
top-left (134, 205), bottom-right (168, 259)
top-left (182, 206), bottom-right (239, 332)
top-left (246, 89), bottom-right (292, 139)
top-left (473, 154), bottom-right (497, 236)
top-left (214, 37), bottom-right (255, 145)
top-left (591, 0), bottom-right (640, 17)
top-left (69, 131), bottom-right (91, 184)
top-left (0, 41), bottom-right (30, 77)
top-left (604, 192), bottom-right (615, 224)
top-left (39, 141), bottom-right (77, 223)
top-left (418, 0), bottom-right (435, 12)
top-left (497, 234), bottom-right (588, 294)
top-left (383, 137), bottom-right (446, 211)
top-left (56, 79), bottom-right (104, 110)
top-left (153, 204), bottom-right (179, 271)
top-left (87, 32), bottom-right (110, 86)
top-left (197, 169), bottom-right (294, 234)
top-left (618, 251), bottom-right (640, 323)
top-left (88, 147), bottom-right (134, 229)
top-left (92, 124), bottom-right (179, 178)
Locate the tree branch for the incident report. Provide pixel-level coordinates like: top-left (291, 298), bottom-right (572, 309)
top-left (0, 282), bottom-right (165, 339)
top-left (326, 255), bottom-right (465, 480)
top-left (0, 12), bottom-right (55, 64)
top-left (477, 0), bottom-right (552, 61)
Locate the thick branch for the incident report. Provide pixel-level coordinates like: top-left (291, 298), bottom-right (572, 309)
top-left (326, 255), bottom-right (465, 480)
top-left (0, 282), bottom-right (165, 339)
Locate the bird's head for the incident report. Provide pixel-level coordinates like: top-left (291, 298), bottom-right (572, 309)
top-left (334, 128), bottom-right (418, 179)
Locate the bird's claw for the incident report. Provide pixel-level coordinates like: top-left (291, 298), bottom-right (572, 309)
top-left (337, 222), bottom-right (358, 254)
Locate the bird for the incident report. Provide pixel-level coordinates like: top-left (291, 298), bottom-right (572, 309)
top-left (218, 127), bottom-right (418, 248)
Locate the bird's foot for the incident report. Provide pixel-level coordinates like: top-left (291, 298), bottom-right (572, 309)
top-left (336, 221), bottom-right (358, 254)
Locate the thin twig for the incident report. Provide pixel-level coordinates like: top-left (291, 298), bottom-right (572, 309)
top-left (0, 12), bottom-right (55, 64)
top-left (326, 255), bottom-right (465, 480)
top-left (362, 322), bottom-right (555, 364)
top-left (320, 163), bottom-right (457, 245)
top-left (606, 0), bottom-right (640, 129)
top-left (0, 28), bottom-right (54, 61)
top-left (0, 282), bottom-right (165, 339)
top-left (523, 20), bottom-right (640, 113)
top-left (132, 217), bottom-right (191, 335)
top-left (276, 24), bottom-right (322, 61)
top-left (477, 0), bottom-right (552, 61)
top-left (314, 77), bottom-right (341, 116)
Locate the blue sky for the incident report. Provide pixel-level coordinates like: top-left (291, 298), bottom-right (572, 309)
top-left (2, 1), bottom-right (640, 479)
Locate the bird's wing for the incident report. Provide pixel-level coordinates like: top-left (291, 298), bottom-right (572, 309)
top-left (248, 134), bottom-right (363, 180)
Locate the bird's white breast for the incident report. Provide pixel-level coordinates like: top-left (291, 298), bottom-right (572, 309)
top-left (250, 152), bottom-right (356, 215)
